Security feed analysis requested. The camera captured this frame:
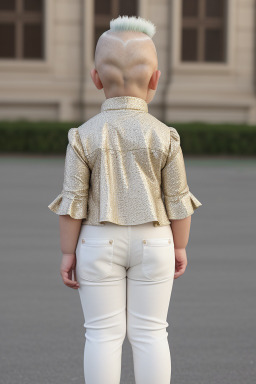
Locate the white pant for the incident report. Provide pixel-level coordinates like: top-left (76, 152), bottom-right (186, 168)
top-left (76, 221), bottom-right (175, 384)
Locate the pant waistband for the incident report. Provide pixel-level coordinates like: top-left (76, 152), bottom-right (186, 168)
top-left (100, 221), bottom-right (162, 228)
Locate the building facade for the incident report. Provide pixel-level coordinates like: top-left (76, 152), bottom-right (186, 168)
top-left (0, 0), bottom-right (255, 124)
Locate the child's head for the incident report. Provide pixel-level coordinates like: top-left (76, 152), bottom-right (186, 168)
top-left (90, 16), bottom-right (161, 104)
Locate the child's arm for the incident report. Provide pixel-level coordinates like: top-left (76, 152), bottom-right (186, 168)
top-left (161, 128), bottom-right (202, 221)
top-left (58, 215), bottom-right (82, 290)
top-left (48, 128), bottom-right (91, 289)
top-left (161, 128), bottom-right (202, 279)
top-left (171, 215), bottom-right (191, 249)
top-left (170, 216), bottom-right (191, 279)
top-left (59, 215), bottom-right (82, 255)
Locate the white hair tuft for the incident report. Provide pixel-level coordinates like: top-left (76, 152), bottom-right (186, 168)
top-left (109, 15), bottom-right (156, 38)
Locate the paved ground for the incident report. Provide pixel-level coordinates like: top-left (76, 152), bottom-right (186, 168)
top-left (0, 155), bottom-right (256, 384)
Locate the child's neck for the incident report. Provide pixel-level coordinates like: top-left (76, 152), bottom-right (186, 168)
top-left (103, 90), bottom-right (148, 103)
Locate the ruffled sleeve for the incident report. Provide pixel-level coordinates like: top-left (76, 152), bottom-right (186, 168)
top-left (48, 127), bottom-right (91, 219)
top-left (161, 127), bottom-right (202, 220)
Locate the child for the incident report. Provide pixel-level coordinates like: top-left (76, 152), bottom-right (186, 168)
top-left (48, 15), bottom-right (202, 384)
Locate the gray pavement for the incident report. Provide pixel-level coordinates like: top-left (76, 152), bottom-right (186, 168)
top-left (0, 155), bottom-right (256, 384)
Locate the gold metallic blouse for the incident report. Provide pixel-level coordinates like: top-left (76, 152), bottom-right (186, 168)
top-left (48, 96), bottom-right (202, 226)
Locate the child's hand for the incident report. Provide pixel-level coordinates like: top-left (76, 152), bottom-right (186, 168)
top-left (174, 248), bottom-right (188, 279)
top-left (60, 253), bottom-right (80, 289)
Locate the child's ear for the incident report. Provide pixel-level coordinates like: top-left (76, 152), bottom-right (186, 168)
top-left (90, 68), bottom-right (103, 90)
top-left (148, 70), bottom-right (161, 91)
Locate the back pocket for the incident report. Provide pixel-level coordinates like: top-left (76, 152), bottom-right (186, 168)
top-left (77, 238), bottom-right (114, 281)
top-left (142, 237), bottom-right (174, 281)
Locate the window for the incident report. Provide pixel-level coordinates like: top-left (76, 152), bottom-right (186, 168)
top-left (0, 0), bottom-right (44, 59)
top-left (181, 0), bottom-right (227, 62)
top-left (94, 0), bottom-right (138, 52)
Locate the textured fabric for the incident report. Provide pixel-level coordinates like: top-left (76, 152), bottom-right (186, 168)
top-left (48, 96), bottom-right (202, 226)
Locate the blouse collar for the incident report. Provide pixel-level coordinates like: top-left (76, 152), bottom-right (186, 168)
top-left (101, 96), bottom-right (148, 113)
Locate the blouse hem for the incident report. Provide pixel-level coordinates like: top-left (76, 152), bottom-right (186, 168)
top-left (81, 217), bottom-right (171, 227)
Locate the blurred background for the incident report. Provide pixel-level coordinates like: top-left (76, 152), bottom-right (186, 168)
top-left (0, 0), bottom-right (256, 124)
top-left (0, 1), bottom-right (256, 384)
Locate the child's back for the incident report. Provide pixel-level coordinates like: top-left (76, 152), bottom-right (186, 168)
top-left (48, 95), bottom-right (201, 227)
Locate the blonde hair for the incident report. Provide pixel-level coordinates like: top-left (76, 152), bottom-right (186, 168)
top-left (109, 15), bottom-right (156, 38)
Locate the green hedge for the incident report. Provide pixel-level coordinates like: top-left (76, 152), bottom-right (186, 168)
top-left (0, 120), bottom-right (255, 155)
top-left (172, 123), bottom-right (256, 155)
top-left (0, 121), bottom-right (80, 154)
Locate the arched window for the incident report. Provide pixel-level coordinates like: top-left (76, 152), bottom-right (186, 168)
top-left (181, 0), bottom-right (227, 62)
top-left (94, 0), bottom-right (138, 51)
top-left (0, 0), bottom-right (44, 59)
